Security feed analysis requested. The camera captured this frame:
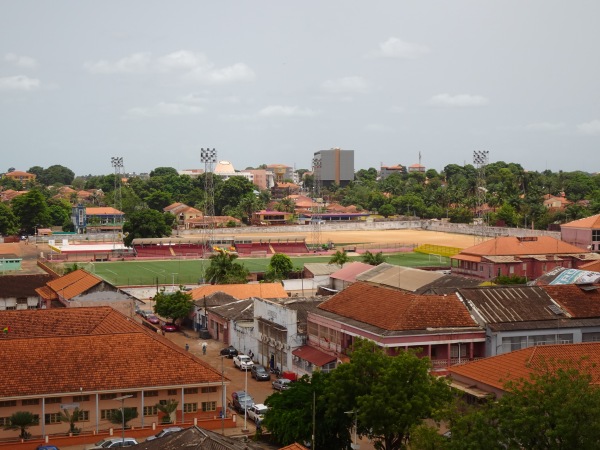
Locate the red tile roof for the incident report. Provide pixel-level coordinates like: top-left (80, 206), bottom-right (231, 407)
top-left (190, 283), bottom-right (287, 301)
top-left (280, 444), bottom-right (310, 450)
top-left (86, 206), bottom-right (124, 215)
top-left (0, 307), bottom-right (224, 397)
top-left (46, 269), bottom-right (104, 300)
top-left (561, 213), bottom-right (600, 229)
top-left (449, 343), bottom-right (600, 391)
top-left (292, 346), bottom-right (336, 366)
top-left (541, 284), bottom-right (600, 318)
top-left (318, 282), bottom-right (478, 331)
top-left (460, 236), bottom-right (587, 257)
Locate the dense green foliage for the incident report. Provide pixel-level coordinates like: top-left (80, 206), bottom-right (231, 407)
top-left (362, 250), bottom-right (386, 265)
top-left (153, 290), bottom-right (194, 322)
top-left (329, 250), bottom-right (350, 267)
top-left (3, 411), bottom-right (39, 439)
top-left (265, 253), bottom-right (294, 281)
top-left (204, 250), bottom-right (249, 284)
top-left (122, 209), bottom-right (174, 246)
top-left (447, 357), bottom-right (600, 450)
top-left (264, 339), bottom-right (452, 450)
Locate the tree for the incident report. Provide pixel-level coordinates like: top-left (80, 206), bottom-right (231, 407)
top-left (265, 253), bottom-right (294, 281)
top-left (11, 188), bottom-right (51, 234)
top-left (156, 399), bottom-right (178, 424)
top-left (149, 166), bottom-right (179, 178)
top-left (328, 339), bottom-right (452, 450)
top-left (3, 411), bottom-right (39, 439)
top-left (60, 407), bottom-right (82, 434)
top-left (40, 165), bottom-right (75, 186)
top-left (264, 371), bottom-right (351, 449)
top-left (109, 407), bottom-right (139, 428)
top-left (154, 290), bottom-right (194, 323)
top-left (449, 357), bottom-right (600, 450)
top-left (329, 250), bottom-right (350, 267)
top-left (378, 204), bottom-right (395, 218)
top-left (123, 209), bottom-right (173, 246)
top-left (204, 250), bottom-right (249, 284)
top-left (0, 203), bottom-right (19, 235)
top-left (362, 251), bottom-right (386, 266)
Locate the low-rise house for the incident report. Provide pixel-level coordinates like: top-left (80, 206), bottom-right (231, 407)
top-left (0, 253), bottom-right (23, 274)
top-left (355, 263), bottom-right (446, 292)
top-left (36, 269), bottom-right (137, 315)
top-left (0, 274), bottom-right (55, 310)
top-left (3, 170), bottom-right (36, 185)
top-left (163, 203), bottom-right (204, 230)
top-left (450, 236), bottom-right (600, 280)
top-left (561, 213), bottom-right (600, 252)
top-left (71, 205), bottom-right (125, 234)
top-left (300, 282), bottom-right (485, 375)
top-left (449, 342), bottom-right (600, 400)
top-left (0, 307), bottom-right (230, 441)
top-left (329, 261), bottom-right (373, 291)
top-left (251, 210), bottom-right (293, 226)
top-left (543, 193), bottom-right (571, 210)
top-left (207, 299), bottom-right (253, 348)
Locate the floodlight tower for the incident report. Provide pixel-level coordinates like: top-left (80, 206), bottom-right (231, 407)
top-left (111, 157), bottom-right (124, 213)
top-left (310, 156), bottom-right (322, 251)
top-left (201, 148), bottom-right (217, 254)
top-left (473, 150), bottom-right (489, 240)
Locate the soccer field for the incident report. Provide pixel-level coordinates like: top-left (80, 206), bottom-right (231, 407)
top-left (85, 252), bottom-right (449, 287)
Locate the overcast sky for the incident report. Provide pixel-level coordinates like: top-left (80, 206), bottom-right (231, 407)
top-left (1, 1), bottom-right (599, 176)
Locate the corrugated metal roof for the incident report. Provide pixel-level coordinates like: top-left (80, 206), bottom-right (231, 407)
top-left (355, 263), bottom-right (444, 292)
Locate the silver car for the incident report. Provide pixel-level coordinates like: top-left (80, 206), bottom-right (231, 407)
top-left (146, 426), bottom-right (183, 441)
top-left (272, 378), bottom-right (292, 391)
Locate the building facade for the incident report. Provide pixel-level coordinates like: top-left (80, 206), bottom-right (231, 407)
top-left (313, 148), bottom-right (354, 187)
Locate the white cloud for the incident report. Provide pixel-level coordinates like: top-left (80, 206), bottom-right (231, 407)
top-left (185, 62), bottom-right (255, 84)
top-left (321, 76), bottom-right (369, 94)
top-left (84, 50), bottom-right (255, 84)
top-left (5, 53), bottom-right (38, 68)
top-left (389, 105), bottom-right (406, 114)
top-left (577, 119), bottom-right (600, 135)
top-left (371, 37), bottom-right (430, 59)
top-left (84, 52), bottom-right (152, 74)
top-left (124, 102), bottom-right (203, 119)
top-left (525, 122), bottom-right (565, 131)
top-left (179, 92), bottom-right (210, 104)
top-left (429, 93), bottom-right (489, 107)
top-left (0, 75), bottom-right (40, 91)
top-left (258, 105), bottom-right (317, 118)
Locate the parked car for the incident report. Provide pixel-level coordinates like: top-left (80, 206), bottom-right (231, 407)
top-left (247, 403), bottom-right (268, 423)
top-left (145, 426), bottom-right (183, 441)
top-left (231, 390), bottom-right (254, 413)
top-left (220, 345), bottom-right (239, 358)
top-left (251, 364), bottom-right (270, 381)
top-left (161, 322), bottom-right (179, 332)
top-left (146, 313), bottom-right (160, 324)
top-left (272, 378), bottom-right (292, 391)
top-left (233, 354), bottom-right (253, 370)
top-left (88, 437), bottom-right (138, 448)
top-left (37, 446), bottom-right (60, 450)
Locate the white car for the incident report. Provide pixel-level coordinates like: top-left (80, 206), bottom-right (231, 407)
top-left (233, 354), bottom-right (254, 370)
top-left (145, 426), bottom-right (183, 441)
top-left (88, 437), bottom-right (138, 448)
top-left (247, 403), bottom-right (268, 423)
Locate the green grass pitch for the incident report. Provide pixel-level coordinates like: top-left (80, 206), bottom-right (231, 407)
top-left (85, 252), bottom-right (449, 287)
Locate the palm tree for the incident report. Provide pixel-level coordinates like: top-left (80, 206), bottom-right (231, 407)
top-left (109, 407), bottom-right (139, 428)
top-left (60, 407), bottom-right (82, 434)
top-left (362, 250), bottom-right (386, 266)
top-left (156, 399), bottom-right (179, 424)
top-left (3, 411), bottom-right (39, 439)
top-left (205, 250), bottom-right (249, 284)
top-left (329, 250), bottom-right (350, 267)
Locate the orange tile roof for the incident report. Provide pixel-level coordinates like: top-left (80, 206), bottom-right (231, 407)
top-left (449, 343), bottom-right (600, 391)
top-left (460, 236), bottom-right (587, 257)
top-left (4, 170), bottom-right (35, 178)
top-left (46, 269), bottom-right (103, 300)
top-left (280, 444), bottom-right (310, 450)
top-left (580, 260), bottom-right (600, 272)
top-left (561, 213), bottom-right (600, 229)
top-left (541, 284), bottom-right (600, 318)
top-left (0, 307), bottom-right (224, 397)
top-left (86, 206), bottom-right (124, 215)
top-left (318, 282), bottom-right (478, 331)
top-left (35, 285), bottom-right (57, 300)
top-left (190, 283), bottom-right (287, 301)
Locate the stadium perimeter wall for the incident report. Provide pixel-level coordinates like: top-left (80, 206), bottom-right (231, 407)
top-left (423, 221), bottom-right (561, 239)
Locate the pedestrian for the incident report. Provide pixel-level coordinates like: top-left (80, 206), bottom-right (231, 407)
top-left (202, 342), bottom-right (207, 355)
top-left (185, 343), bottom-right (189, 351)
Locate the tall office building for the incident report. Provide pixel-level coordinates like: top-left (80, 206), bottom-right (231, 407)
top-left (313, 148), bottom-right (354, 187)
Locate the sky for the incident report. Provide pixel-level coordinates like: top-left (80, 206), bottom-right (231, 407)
top-left (1, 1), bottom-right (599, 176)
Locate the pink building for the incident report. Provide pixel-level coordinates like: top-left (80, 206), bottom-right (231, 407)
top-left (561, 213), bottom-right (600, 252)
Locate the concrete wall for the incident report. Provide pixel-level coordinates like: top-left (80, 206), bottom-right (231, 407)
top-left (424, 221), bottom-right (561, 239)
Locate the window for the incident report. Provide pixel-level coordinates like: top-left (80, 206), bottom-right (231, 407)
top-left (73, 395), bottom-right (90, 402)
top-left (45, 413), bottom-right (61, 424)
top-left (100, 393), bottom-right (117, 400)
top-left (144, 390), bottom-right (159, 397)
top-left (201, 401), bottom-right (216, 412)
top-left (450, 344), bottom-right (467, 358)
top-left (201, 387), bottom-right (217, 394)
top-left (143, 406), bottom-right (158, 416)
top-left (45, 397), bottom-right (62, 404)
top-left (183, 403), bottom-right (198, 413)
top-left (22, 399), bottom-right (39, 406)
top-left (0, 417), bottom-right (10, 426)
top-left (184, 388), bottom-right (198, 394)
top-left (0, 401), bottom-right (16, 408)
top-left (101, 409), bottom-right (118, 420)
top-left (502, 336), bottom-right (527, 352)
top-left (78, 410), bottom-right (90, 421)
top-left (592, 229), bottom-right (600, 241)
top-left (167, 389), bottom-right (177, 396)
top-left (583, 332), bottom-right (600, 342)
